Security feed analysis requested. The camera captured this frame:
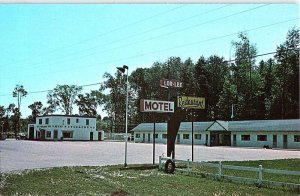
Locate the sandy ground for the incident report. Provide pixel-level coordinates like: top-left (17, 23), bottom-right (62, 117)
top-left (0, 139), bottom-right (299, 173)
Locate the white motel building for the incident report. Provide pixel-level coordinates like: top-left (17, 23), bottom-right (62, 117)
top-left (131, 119), bottom-right (300, 149)
top-left (28, 115), bottom-right (103, 141)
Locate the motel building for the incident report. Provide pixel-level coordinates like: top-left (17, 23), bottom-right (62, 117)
top-left (131, 119), bottom-right (300, 149)
top-left (28, 115), bottom-right (104, 141)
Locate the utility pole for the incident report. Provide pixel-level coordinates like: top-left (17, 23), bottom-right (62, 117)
top-left (117, 65), bottom-right (129, 167)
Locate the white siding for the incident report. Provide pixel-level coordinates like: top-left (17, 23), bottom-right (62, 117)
top-left (31, 116), bottom-right (98, 141)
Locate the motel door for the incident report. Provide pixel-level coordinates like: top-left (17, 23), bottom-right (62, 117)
top-left (143, 134), bottom-right (145, 142)
top-left (54, 130), bottom-right (58, 140)
top-left (98, 132), bottom-right (102, 141)
top-left (273, 135), bottom-right (277, 148)
top-left (40, 130), bottom-right (46, 140)
top-left (148, 134), bottom-right (151, 142)
top-left (233, 134), bottom-right (237, 146)
top-left (29, 127), bottom-right (34, 140)
top-left (283, 135), bottom-right (288, 148)
top-left (90, 132), bottom-right (94, 141)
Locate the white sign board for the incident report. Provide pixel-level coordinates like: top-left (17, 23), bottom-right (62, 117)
top-left (140, 99), bottom-right (174, 113)
top-left (160, 79), bottom-right (183, 88)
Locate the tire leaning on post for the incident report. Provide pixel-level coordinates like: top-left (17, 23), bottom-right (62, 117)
top-left (164, 159), bottom-right (175, 174)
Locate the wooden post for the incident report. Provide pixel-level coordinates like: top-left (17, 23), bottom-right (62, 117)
top-left (258, 165), bottom-right (263, 186)
top-left (187, 159), bottom-right (191, 173)
top-left (159, 156), bottom-right (162, 170)
top-left (218, 161), bottom-right (222, 180)
top-left (192, 121), bottom-right (194, 162)
top-left (153, 120), bottom-right (156, 165)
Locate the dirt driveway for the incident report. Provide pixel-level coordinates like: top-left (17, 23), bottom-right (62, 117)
top-left (1, 139), bottom-right (299, 173)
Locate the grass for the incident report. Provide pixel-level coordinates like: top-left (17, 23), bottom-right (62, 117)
top-left (188, 159), bottom-right (300, 184)
top-left (1, 159), bottom-right (299, 195)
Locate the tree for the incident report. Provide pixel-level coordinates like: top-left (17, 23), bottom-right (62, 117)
top-left (28, 101), bottom-right (43, 123)
top-left (272, 28), bottom-right (299, 119)
top-left (100, 72), bottom-right (126, 133)
top-left (75, 93), bottom-right (97, 116)
top-left (231, 32), bottom-right (257, 119)
top-left (12, 85), bottom-right (27, 111)
top-left (12, 85), bottom-right (27, 134)
top-left (217, 77), bottom-right (237, 120)
top-left (47, 85), bottom-right (82, 115)
top-left (194, 56), bottom-right (209, 120)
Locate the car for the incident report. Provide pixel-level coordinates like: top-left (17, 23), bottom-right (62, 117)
top-left (16, 133), bottom-right (27, 140)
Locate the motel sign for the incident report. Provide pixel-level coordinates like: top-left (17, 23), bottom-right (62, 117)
top-left (140, 99), bottom-right (174, 113)
top-left (160, 79), bottom-right (183, 88)
top-left (177, 96), bottom-right (205, 109)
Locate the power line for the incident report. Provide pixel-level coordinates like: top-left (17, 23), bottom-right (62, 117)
top-left (0, 82), bottom-right (102, 97)
top-left (5, 4), bottom-right (265, 74)
top-left (4, 5), bottom-right (187, 69)
top-left (2, 17), bottom-right (298, 81)
top-left (0, 47), bottom-right (292, 98)
top-left (4, 4), bottom-right (231, 73)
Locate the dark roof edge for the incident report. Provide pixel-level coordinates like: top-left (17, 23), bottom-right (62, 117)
top-left (37, 114), bottom-right (97, 118)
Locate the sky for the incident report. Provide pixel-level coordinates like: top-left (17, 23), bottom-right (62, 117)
top-left (0, 3), bottom-right (299, 118)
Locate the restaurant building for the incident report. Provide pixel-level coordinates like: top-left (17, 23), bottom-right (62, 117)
top-left (27, 115), bottom-right (103, 141)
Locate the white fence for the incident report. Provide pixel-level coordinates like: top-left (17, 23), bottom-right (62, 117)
top-left (104, 132), bottom-right (132, 141)
top-left (159, 157), bottom-right (300, 191)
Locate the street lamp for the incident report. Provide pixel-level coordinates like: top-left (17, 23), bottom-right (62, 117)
top-left (117, 65), bottom-right (129, 167)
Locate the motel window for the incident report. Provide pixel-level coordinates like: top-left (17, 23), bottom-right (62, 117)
top-left (162, 134), bottom-right (168, 139)
top-left (39, 119), bottom-right (42, 125)
top-left (135, 133), bottom-right (140, 138)
top-left (86, 119), bottom-right (89, 126)
top-left (183, 134), bottom-right (190, 139)
top-left (76, 119), bottom-right (79, 123)
top-left (294, 135), bottom-right (300, 142)
top-left (67, 118), bottom-right (71, 125)
top-left (257, 135), bottom-right (267, 141)
top-left (194, 134), bottom-right (201, 140)
top-left (241, 135), bottom-right (250, 141)
top-left (46, 131), bottom-right (51, 138)
top-left (62, 131), bottom-right (73, 138)
top-left (45, 118), bottom-right (49, 125)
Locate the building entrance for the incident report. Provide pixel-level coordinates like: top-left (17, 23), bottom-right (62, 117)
top-left (210, 131), bottom-right (231, 146)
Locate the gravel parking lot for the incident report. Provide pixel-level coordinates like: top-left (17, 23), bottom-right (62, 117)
top-left (0, 139), bottom-right (299, 173)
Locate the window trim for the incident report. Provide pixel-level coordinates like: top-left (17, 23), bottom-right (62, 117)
top-left (183, 134), bottom-right (190, 140)
top-left (241, 135), bottom-right (251, 141)
top-left (294, 135), bottom-right (300, 142)
top-left (135, 133), bottom-right (140, 138)
top-left (257, 135), bottom-right (267, 141)
top-left (46, 131), bottom-right (51, 138)
top-left (194, 134), bottom-right (201, 140)
top-left (62, 131), bottom-right (73, 138)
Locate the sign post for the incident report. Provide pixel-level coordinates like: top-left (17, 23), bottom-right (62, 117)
top-left (140, 99), bottom-right (174, 164)
top-left (177, 96), bottom-right (205, 161)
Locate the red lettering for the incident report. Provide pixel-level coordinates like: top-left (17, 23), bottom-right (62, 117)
top-left (145, 101), bottom-right (152, 110)
top-left (159, 102), bottom-right (164, 110)
top-left (152, 102), bottom-right (158, 110)
top-left (169, 103), bottom-right (174, 111)
top-left (164, 103), bottom-right (169, 111)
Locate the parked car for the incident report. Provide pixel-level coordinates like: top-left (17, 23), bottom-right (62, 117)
top-left (16, 133), bottom-right (27, 140)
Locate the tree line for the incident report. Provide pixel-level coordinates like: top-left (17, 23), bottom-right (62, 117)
top-left (0, 28), bottom-right (298, 135)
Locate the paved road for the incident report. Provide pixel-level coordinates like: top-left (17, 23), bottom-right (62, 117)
top-left (1, 139), bottom-right (299, 173)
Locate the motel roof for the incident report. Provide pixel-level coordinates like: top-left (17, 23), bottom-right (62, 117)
top-left (131, 119), bottom-right (300, 133)
top-left (229, 119), bottom-right (300, 132)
